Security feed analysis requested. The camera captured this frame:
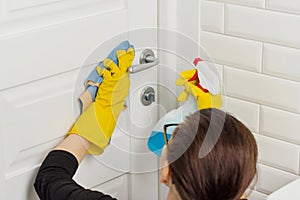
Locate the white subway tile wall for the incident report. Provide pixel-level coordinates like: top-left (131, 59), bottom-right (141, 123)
top-left (225, 4), bottom-right (300, 49)
top-left (256, 134), bottom-right (299, 174)
top-left (201, 0), bottom-right (300, 199)
top-left (207, 0), bottom-right (265, 8)
top-left (247, 190), bottom-right (269, 200)
top-left (266, 0), bottom-right (300, 15)
top-left (256, 164), bottom-right (298, 194)
top-left (225, 96), bottom-right (260, 132)
top-left (201, 32), bottom-right (262, 72)
top-left (260, 106), bottom-right (300, 145)
top-left (224, 67), bottom-right (300, 113)
top-left (263, 43), bottom-right (300, 82)
top-left (201, 1), bottom-right (224, 33)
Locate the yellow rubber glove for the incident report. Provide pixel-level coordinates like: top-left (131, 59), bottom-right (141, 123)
top-left (176, 69), bottom-right (222, 110)
top-left (67, 48), bottom-right (134, 155)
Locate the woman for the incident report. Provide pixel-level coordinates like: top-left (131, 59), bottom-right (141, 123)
top-left (159, 109), bottom-right (257, 200)
top-left (34, 48), bottom-right (258, 200)
top-left (34, 108), bottom-right (257, 200)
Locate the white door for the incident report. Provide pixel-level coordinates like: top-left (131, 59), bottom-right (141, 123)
top-left (0, 0), bottom-right (158, 199)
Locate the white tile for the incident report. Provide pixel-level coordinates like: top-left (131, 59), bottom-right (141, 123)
top-left (200, 31), bottom-right (262, 72)
top-left (207, 0), bottom-right (265, 8)
top-left (225, 5), bottom-right (300, 49)
top-left (267, 0), bottom-right (300, 15)
top-left (225, 97), bottom-right (259, 132)
top-left (247, 190), bottom-right (268, 200)
top-left (261, 106), bottom-right (300, 145)
top-left (201, 1), bottom-right (224, 33)
top-left (204, 62), bottom-right (224, 81)
top-left (177, 0), bottom-right (200, 41)
top-left (248, 168), bottom-right (259, 189)
top-left (224, 67), bottom-right (300, 113)
top-left (256, 164), bottom-right (298, 194)
top-left (267, 178), bottom-right (300, 200)
top-left (239, 0), bottom-right (265, 8)
top-left (257, 135), bottom-right (299, 174)
top-left (263, 44), bottom-right (300, 82)
top-left (215, 63), bottom-right (224, 81)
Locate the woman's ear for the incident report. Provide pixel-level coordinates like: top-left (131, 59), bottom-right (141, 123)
top-left (160, 163), bottom-right (172, 186)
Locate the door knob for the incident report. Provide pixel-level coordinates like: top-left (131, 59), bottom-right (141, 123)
top-left (129, 49), bottom-right (158, 73)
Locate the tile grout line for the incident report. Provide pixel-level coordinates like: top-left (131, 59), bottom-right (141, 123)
top-left (298, 147), bottom-right (300, 176)
top-left (260, 42), bottom-right (264, 74)
top-left (223, 2), bottom-right (225, 34)
top-left (258, 104), bottom-right (262, 136)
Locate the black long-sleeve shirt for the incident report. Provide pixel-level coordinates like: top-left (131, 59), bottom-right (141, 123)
top-left (34, 150), bottom-right (116, 200)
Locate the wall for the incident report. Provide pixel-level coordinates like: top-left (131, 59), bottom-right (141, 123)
top-left (200, 0), bottom-right (300, 199)
top-left (158, 0), bottom-right (201, 114)
top-left (158, 0), bottom-right (201, 199)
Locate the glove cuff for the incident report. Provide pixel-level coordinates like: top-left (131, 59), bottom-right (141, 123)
top-left (67, 103), bottom-right (110, 155)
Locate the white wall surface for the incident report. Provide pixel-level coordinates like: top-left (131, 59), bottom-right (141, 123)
top-left (200, 0), bottom-right (300, 199)
top-left (2, 0), bottom-right (299, 199)
top-left (158, 0), bottom-right (200, 199)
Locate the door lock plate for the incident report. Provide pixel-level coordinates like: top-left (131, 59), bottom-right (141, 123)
top-left (141, 87), bottom-right (155, 106)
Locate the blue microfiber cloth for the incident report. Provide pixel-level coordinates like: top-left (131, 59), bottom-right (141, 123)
top-left (85, 40), bottom-right (135, 101)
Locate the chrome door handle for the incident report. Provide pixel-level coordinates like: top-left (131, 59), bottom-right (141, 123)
top-left (129, 49), bottom-right (158, 73)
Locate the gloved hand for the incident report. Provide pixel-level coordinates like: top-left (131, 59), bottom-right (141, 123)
top-left (148, 59), bottom-right (222, 157)
top-left (79, 41), bottom-right (134, 111)
top-left (67, 47), bottom-right (135, 155)
top-left (176, 69), bottom-right (222, 110)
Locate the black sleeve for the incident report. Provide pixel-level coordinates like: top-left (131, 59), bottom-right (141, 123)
top-left (34, 150), bottom-right (116, 200)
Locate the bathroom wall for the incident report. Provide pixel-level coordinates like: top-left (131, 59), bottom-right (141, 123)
top-left (200, 0), bottom-right (300, 199)
top-left (158, 1), bottom-right (201, 199)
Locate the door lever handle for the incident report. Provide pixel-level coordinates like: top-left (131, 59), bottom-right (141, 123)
top-left (129, 49), bottom-right (158, 73)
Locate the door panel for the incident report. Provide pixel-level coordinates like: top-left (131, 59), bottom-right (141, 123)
top-left (0, 0), bottom-right (125, 36)
top-left (0, 0), bottom-right (158, 199)
top-left (0, 68), bottom-right (130, 199)
top-left (0, 10), bottom-right (127, 90)
top-left (1, 70), bottom-right (76, 175)
top-left (92, 174), bottom-right (129, 200)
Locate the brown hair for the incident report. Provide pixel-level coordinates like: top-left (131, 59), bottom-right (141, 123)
top-left (167, 108), bottom-right (258, 200)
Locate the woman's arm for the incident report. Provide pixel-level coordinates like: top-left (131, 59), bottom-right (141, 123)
top-left (34, 45), bottom-right (134, 200)
top-left (53, 134), bottom-right (90, 164)
top-left (33, 113), bottom-right (113, 200)
top-left (34, 109), bottom-right (118, 200)
top-left (34, 135), bottom-right (116, 200)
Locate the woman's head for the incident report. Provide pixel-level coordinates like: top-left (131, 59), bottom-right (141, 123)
top-left (160, 108), bottom-right (258, 200)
